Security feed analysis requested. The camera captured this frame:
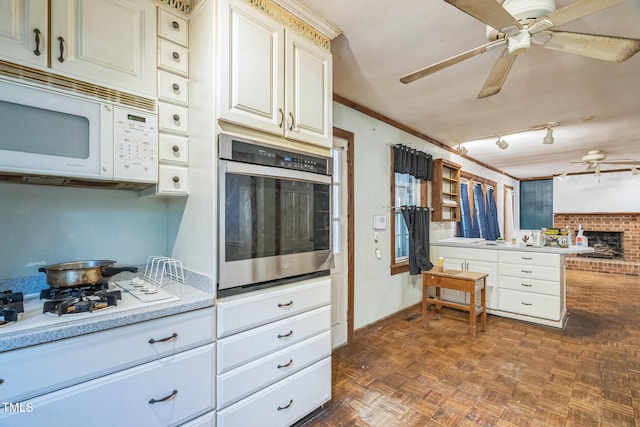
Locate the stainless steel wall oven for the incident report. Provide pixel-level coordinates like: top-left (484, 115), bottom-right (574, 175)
top-left (218, 134), bottom-right (333, 296)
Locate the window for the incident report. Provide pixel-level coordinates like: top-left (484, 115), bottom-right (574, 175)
top-left (394, 173), bottom-right (422, 260)
top-left (520, 179), bottom-right (553, 229)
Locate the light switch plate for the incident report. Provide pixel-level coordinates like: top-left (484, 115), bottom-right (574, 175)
top-left (373, 215), bottom-right (387, 230)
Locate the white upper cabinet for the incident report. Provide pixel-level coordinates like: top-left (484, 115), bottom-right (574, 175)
top-left (218, 0), bottom-right (332, 148)
top-left (0, 0), bottom-right (156, 97)
top-left (0, 0), bottom-right (48, 67)
top-left (51, 0), bottom-right (156, 96)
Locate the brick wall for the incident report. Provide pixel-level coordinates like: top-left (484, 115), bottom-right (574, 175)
top-left (554, 213), bottom-right (640, 276)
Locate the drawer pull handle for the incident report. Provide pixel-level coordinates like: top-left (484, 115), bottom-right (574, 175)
top-left (172, 83), bottom-right (180, 92)
top-left (521, 283), bottom-right (532, 287)
top-left (278, 300), bottom-right (293, 308)
top-left (521, 270), bottom-right (532, 274)
top-left (277, 399), bottom-right (293, 411)
top-left (521, 302), bottom-right (532, 306)
top-left (172, 51), bottom-right (180, 61)
top-left (278, 108), bottom-right (285, 129)
top-left (172, 20), bottom-right (180, 30)
top-left (148, 332), bottom-right (178, 344)
top-left (277, 359), bottom-right (294, 368)
top-left (149, 389), bottom-right (178, 404)
top-left (277, 330), bottom-right (293, 339)
top-left (172, 114), bottom-right (180, 122)
top-left (172, 145), bottom-right (180, 153)
top-left (172, 176), bottom-right (180, 183)
top-left (521, 257), bottom-right (532, 260)
top-left (288, 112), bottom-right (295, 131)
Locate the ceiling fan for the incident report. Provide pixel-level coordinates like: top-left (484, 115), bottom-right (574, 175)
top-left (400, 0), bottom-right (640, 98)
top-left (567, 150), bottom-right (640, 175)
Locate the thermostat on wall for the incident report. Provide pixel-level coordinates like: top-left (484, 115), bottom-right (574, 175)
top-left (373, 215), bottom-right (387, 230)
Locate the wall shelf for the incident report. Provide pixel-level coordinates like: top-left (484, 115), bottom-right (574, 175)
top-left (432, 158), bottom-right (461, 222)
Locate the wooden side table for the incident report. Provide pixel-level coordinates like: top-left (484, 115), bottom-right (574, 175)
top-left (421, 269), bottom-right (488, 339)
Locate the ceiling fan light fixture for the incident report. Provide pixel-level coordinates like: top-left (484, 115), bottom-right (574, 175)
top-left (559, 169), bottom-right (567, 180)
top-left (543, 127), bottom-right (554, 144)
top-left (457, 145), bottom-right (469, 155)
top-left (496, 138), bottom-right (509, 150)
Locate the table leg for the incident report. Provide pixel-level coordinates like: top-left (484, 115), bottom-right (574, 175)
top-left (481, 278), bottom-right (487, 332)
top-left (435, 287), bottom-right (441, 320)
top-left (422, 281), bottom-right (428, 328)
top-left (469, 280), bottom-right (477, 339)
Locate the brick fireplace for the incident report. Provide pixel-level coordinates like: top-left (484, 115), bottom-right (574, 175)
top-left (554, 213), bottom-right (640, 276)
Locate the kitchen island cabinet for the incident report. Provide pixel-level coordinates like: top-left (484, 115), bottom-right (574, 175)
top-left (433, 240), bottom-right (592, 328)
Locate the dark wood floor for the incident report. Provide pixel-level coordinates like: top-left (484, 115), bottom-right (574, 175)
top-left (300, 270), bottom-right (640, 426)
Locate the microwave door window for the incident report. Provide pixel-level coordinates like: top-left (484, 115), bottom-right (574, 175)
top-left (0, 101), bottom-right (90, 158)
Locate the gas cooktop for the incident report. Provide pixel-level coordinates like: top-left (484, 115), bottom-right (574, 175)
top-left (0, 278), bottom-right (179, 336)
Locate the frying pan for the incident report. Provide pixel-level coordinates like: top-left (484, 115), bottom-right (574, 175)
top-left (38, 260), bottom-right (138, 288)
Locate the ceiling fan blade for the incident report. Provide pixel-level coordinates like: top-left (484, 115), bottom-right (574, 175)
top-left (541, 0), bottom-right (625, 29)
top-left (400, 39), bottom-right (506, 84)
top-left (444, 0), bottom-right (522, 35)
top-left (541, 30), bottom-right (640, 62)
top-left (477, 48), bottom-right (517, 98)
top-left (601, 160), bottom-right (640, 165)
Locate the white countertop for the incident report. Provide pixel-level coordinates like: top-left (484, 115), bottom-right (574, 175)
top-left (434, 238), bottom-right (594, 255)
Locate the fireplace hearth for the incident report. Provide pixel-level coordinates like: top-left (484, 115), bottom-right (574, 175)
top-left (577, 231), bottom-right (624, 259)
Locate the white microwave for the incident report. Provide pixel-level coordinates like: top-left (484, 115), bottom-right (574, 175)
top-left (0, 79), bottom-right (158, 187)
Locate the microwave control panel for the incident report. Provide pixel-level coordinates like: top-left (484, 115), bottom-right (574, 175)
top-left (113, 107), bottom-right (158, 183)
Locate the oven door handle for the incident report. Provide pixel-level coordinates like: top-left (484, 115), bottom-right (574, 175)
top-left (222, 160), bottom-right (332, 185)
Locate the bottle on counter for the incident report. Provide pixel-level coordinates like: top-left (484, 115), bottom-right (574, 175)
top-left (576, 224), bottom-right (588, 247)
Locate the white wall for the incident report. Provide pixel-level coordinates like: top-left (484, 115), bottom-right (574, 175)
top-left (333, 102), bottom-right (518, 329)
top-left (554, 171), bottom-right (640, 213)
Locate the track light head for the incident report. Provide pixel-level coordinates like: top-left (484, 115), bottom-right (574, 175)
top-left (543, 127), bottom-right (554, 144)
top-left (495, 138), bottom-right (509, 150)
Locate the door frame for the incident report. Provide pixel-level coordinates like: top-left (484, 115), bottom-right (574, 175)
top-left (333, 127), bottom-right (354, 344)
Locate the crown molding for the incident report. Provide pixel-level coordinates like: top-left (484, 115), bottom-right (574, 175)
top-left (272, 0), bottom-right (342, 40)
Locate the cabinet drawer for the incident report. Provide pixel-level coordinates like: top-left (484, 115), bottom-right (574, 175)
top-left (159, 133), bottom-right (189, 164)
top-left (217, 305), bottom-right (330, 373)
top-left (217, 277), bottom-right (331, 338)
top-left (158, 38), bottom-right (189, 76)
top-left (498, 250), bottom-right (561, 267)
top-left (498, 289), bottom-right (560, 320)
top-left (217, 357), bottom-right (331, 427)
top-left (159, 103), bottom-right (189, 134)
top-left (158, 164), bottom-right (189, 194)
top-left (158, 9), bottom-right (189, 47)
top-left (1, 344), bottom-right (215, 427)
top-left (437, 246), bottom-right (497, 262)
top-left (181, 410), bottom-right (216, 427)
top-left (498, 263), bottom-right (559, 281)
top-left (158, 70), bottom-right (189, 106)
top-left (217, 330), bottom-right (331, 409)
top-left (0, 309), bottom-right (213, 403)
top-left (499, 275), bottom-right (560, 296)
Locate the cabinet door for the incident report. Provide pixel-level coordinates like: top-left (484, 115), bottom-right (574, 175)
top-left (0, 0), bottom-right (47, 67)
top-left (218, 0), bottom-right (285, 135)
top-left (284, 30), bottom-right (332, 147)
top-left (467, 259), bottom-right (498, 310)
top-left (50, 0), bottom-right (156, 96)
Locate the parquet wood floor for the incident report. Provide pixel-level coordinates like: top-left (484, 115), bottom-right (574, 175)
top-left (299, 270), bottom-right (640, 426)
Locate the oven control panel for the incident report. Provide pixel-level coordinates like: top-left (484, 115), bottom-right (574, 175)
top-left (219, 134), bottom-right (332, 175)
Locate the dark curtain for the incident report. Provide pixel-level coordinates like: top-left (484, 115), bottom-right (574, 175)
top-left (458, 182), bottom-right (480, 238)
top-left (393, 144), bottom-right (433, 181)
top-left (486, 187), bottom-right (501, 240)
top-left (473, 184), bottom-right (489, 239)
top-left (401, 206), bottom-right (433, 275)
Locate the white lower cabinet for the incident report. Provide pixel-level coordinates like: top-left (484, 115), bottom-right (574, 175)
top-left (216, 277), bottom-right (331, 426)
top-left (0, 308), bottom-right (216, 427)
top-left (435, 245), bottom-right (568, 327)
top-left (217, 357), bottom-right (331, 427)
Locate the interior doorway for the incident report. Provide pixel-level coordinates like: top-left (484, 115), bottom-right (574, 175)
top-left (331, 128), bottom-right (354, 347)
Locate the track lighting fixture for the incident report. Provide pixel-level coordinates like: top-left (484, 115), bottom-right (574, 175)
top-left (559, 169), bottom-right (567, 180)
top-left (543, 126), bottom-right (554, 144)
top-left (632, 165), bottom-right (639, 176)
top-left (495, 137), bottom-right (509, 150)
top-left (457, 145), bottom-right (468, 155)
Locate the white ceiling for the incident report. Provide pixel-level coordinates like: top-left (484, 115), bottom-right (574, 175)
top-left (294, 0), bottom-right (640, 179)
